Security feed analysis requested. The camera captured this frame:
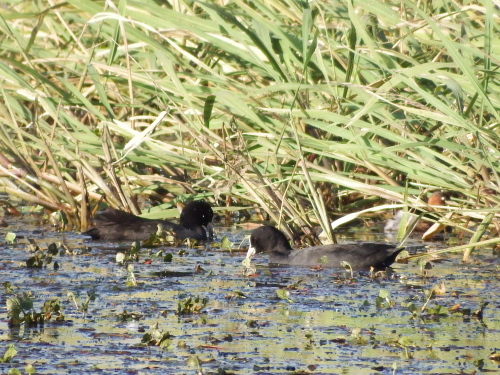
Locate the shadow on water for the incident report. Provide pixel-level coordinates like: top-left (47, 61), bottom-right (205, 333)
top-left (0, 216), bottom-right (499, 374)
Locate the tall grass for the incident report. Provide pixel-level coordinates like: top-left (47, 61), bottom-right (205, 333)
top-left (0, 0), bottom-right (499, 252)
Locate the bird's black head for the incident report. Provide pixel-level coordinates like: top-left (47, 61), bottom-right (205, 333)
top-left (249, 225), bottom-right (292, 255)
top-left (179, 200), bottom-right (213, 229)
top-left (179, 200), bottom-right (214, 240)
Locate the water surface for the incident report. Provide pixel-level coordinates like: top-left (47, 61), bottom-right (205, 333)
top-left (0, 217), bottom-right (499, 374)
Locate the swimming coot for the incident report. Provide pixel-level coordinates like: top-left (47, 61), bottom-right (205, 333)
top-left (83, 200), bottom-right (213, 242)
top-left (246, 225), bottom-right (403, 270)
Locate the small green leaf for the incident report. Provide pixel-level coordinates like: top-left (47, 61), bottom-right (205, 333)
top-left (379, 289), bottom-right (390, 299)
top-left (5, 232), bottom-right (16, 244)
top-left (220, 236), bottom-right (233, 250)
top-left (3, 282), bottom-right (13, 293)
top-left (2, 344), bottom-right (17, 363)
top-left (406, 303), bottom-right (418, 314)
top-left (116, 253), bottom-right (125, 264)
top-left (350, 327), bottom-right (361, 338)
top-left (375, 296), bottom-right (384, 308)
top-left (25, 363), bottom-right (36, 374)
top-left (276, 289), bottom-right (293, 302)
top-left (203, 95), bottom-right (216, 127)
top-left (398, 336), bottom-right (414, 347)
top-left (234, 291), bottom-right (247, 298)
top-left (126, 264), bottom-right (137, 286)
top-left (241, 257), bottom-right (252, 267)
top-left (26, 255), bottom-right (43, 268)
top-left (341, 260), bottom-right (352, 270)
top-left (187, 354), bottom-right (202, 368)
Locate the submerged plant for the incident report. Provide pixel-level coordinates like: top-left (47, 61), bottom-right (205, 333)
top-left (276, 289), bottom-right (293, 303)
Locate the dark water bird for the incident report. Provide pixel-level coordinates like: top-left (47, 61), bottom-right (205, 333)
top-left (247, 225), bottom-right (403, 270)
top-left (83, 200), bottom-right (213, 242)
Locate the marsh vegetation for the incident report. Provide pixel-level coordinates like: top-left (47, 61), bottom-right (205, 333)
top-left (0, 0), bottom-right (499, 252)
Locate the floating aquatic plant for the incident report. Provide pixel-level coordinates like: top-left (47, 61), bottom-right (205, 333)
top-left (67, 290), bottom-right (96, 320)
top-left (6, 290), bottom-right (64, 327)
top-left (0, 344), bottom-right (17, 364)
top-left (141, 323), bottom-right (173, 349)
top-left (176, 295), bottom-right (209, 315)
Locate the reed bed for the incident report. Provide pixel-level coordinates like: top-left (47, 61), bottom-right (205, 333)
top-left (1, 0), bottom-right (499, 254)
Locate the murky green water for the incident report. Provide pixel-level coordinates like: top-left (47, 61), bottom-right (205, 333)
top-left (0, 217), bottom-right (499, 374)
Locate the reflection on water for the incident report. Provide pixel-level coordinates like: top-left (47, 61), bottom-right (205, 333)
top-left (0, 219), bottom-right (499, 374)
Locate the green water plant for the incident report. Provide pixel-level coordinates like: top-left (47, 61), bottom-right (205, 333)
top-left (6, 291), bottom-right (64, 327)
top-left (25, 240), bottom-right (60, 269)
top-left (147, 248), bottom-right (174, 263)
top-left (241, 256), bottom-right (257, 277)
top-left (224, 290), bottom-right (247, 300)
top-left (5, 233), bottom-right (16, 244)
top-left (341, 261), bottom-right (354, 279)
top-left (141, 226), bottom-right (186, 247)
top-left (186, 354), bottom-right (203, 374)
top-left (219, 236), bottom-right (234, 251)
top-left (3, 281), bottom-right (14, 294)
top-left (67, 290), bottom-right (96, 319)
top-left (176, 295), bottom-right (209, 315)
top-left (397, 336), bottom-right (415, 359)
top-left (402, 284), bottom-right (449, 321)
top-left (117, 310), bottom-right (143, 322)
top-left (417, 258), bottom-right (433, 278)
top-left (375, 289), bottom-right (395, 309)
top-left (126, 264), bottom-right (137, 286)
top-left (350, 327), bottom-right (368, 345)
top-left (472, 301), bottom-right (489, 321)
top-left (141, 323), bottom-right (173, 349)
top-left (420, 287), bottom-right (448, 317)
top-left (0, 344), bottom-right (17, 363)
top-left (276, 289), bottom-right (293, 303)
